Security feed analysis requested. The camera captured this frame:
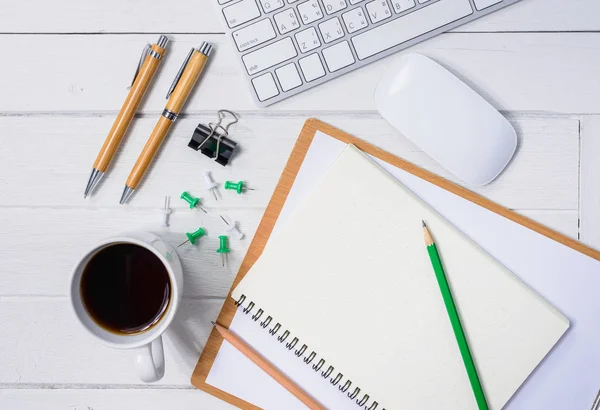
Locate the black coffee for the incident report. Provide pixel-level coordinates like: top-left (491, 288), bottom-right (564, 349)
top-left (81, 243), bottom-right (171, 334)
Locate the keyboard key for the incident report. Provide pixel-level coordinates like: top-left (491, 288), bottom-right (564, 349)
top-left (242, 37), bottom-right (297, 75)
top-left (295, 27), bottom-right (321, 53)
top-left (232, 19), bottom-right (276, 52)
top-left (342, 8), bottom-right (367, 33)
top-left (218, 0), bottom-right (234, 4)
top-left (288, 0), bottom-right (300, 3)
top-left (299, 53), bottom-right (326, 81)
top-left (275, 63), bottom-right (303, 91)
top-left (274, 9), bottom-right (300, 34)
top-left (349, 0), bottom-right (363, 4)
top-left (258, 0), bottom-right (285, 12)
top-left (391, 0), bottom-right (415, 13)
top-left (297, 0), bottom-right (324, 24)
top-left (251, 72), bottom-right (279, 101)
top-left (352, 0), bottom-right (472, 60)
top-left (318, 17), bottom-right (344, 44)
top-left (473, 0), bottom-right (502, 10)
top-left (322, 41), bottom-right (355, 72)
top-left (223, 0), bottom-right (261, 28)
top-left (322, 0), bottom-right (348, 14)
top-left (366, 0), bottom-right (391, 23)
top-left (418, 0), bottom-right (432, 2)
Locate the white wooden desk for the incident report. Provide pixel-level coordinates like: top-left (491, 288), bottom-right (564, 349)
top-left (0, 0), bottom-right (599, 408)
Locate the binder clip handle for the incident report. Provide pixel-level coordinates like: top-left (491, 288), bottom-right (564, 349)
top-left (187, 109), bottom-right (239, 166)
top-left (216, 109), bottom-right (239, 134)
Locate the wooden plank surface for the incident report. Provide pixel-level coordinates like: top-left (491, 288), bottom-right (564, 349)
top-left (2, 34), bottom-right (600, 113)
top-left (0, 115), bottom-right (580, 209)
top-left (0, 389), bottom-right (236, 410)
top-left (0, 114), bottom-right (579, 297)
top-left (0, 298), bottom-right (223, 385)
top-left (580, 116), bottom-right (600, 249)
top-left (1, 0), bottom-right (598, 33)
top-left (0, 0), bottom-right (597, 406)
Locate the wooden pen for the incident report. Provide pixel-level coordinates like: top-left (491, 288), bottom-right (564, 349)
top-left (119, 42), bottom-right (213, 204)
top-left (211, 322), bottom-right (325, 410)
top-left (84, 35), bottom-right (168, 198)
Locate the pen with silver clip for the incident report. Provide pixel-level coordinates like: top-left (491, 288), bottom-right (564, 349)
top-left (84, 35), bottom-right (169, 198)
top-left (120, 42), bottom-right (213, 204)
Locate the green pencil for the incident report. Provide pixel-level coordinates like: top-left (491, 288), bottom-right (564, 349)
top-left (423, 221), bottom-right (489, 410)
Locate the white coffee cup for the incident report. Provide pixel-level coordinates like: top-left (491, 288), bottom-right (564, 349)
top-left (70, 232), bottom-right (183, 383)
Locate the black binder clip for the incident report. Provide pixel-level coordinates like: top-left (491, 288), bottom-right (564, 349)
top-left (188, 110), bottom-right (239, 166)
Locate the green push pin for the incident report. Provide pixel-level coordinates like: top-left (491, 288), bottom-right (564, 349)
top-left (180, 191), bottom-right (207, 213)
top-left (177, 227), bottom-right (206, 248)
top-left (216, 235), bottom-right (230, 267)
top-left (224, 180), bottom-right (255, 194)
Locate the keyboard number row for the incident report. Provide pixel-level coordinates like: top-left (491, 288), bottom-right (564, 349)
top-left (223, 0), bottom-right (416, 31)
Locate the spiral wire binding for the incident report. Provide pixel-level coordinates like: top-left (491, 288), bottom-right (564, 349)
top-left (234, 294), bottom-right (385, 410)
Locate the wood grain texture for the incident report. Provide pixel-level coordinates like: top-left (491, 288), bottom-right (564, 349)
top-left (0, 209), bottom-right (577, 297)
top-left (0, 115), bottom-right (579, 209)
top-left (190, 119), bottom-right (595, 409)
top-left (2, 34), bottom-right (600, 113)
top-left (126, 116), bottom-right (174, 189)
top-left (0, 208), bottom-right (262, 297)
top-left (94, 42), bottom-right (167, 172)
top-left (580, 116), bottom-right (600, 249)
top-left (166, 50), bottom-right (210, 114)
top-left (0, 389), bottom-right (236, 410)
top-left (0, 298), bottom-right (223, 385)
top-left (0, 0), bottom-right (597, 405)
top-left (1, 0), bottom-right (598, 33)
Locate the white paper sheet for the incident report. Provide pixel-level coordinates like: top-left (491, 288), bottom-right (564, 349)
top-left (206, 131), bottom-right (600, 410)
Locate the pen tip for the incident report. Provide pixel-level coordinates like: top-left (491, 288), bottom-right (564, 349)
top-left (84, 169), bottom-right (104, 198)
top-left (120, 186), bottom-right (135, 205)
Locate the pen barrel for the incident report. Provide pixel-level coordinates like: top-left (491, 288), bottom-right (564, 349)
top-left (93, 42), bottom-right (166, 172)
top-left (125, 116), bottom-right (172, 189)
top-left (165, 50), bottom-right (209, 114)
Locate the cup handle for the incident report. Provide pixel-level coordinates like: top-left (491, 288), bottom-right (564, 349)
top-left (134, 336), bottom-right (165, 382)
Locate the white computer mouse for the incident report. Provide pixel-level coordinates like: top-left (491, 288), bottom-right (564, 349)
top-left (374, 54), bottom-right (517, 186)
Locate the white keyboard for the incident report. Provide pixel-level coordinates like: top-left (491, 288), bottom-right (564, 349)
top-left (217, 0), bottom-right (522, 106)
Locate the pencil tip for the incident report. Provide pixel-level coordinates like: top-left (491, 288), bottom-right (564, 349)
top-left (422, 220), bottom-right (426, 228)
top-left (211, 321), bottom-right (216, 326)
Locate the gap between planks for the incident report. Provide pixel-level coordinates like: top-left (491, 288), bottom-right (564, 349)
top-left (0, 111), bottom-right (588, 119)
top-left (0, 383), bottom-right (196, 389)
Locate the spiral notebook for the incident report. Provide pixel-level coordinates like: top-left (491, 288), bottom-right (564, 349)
top-left (203, 140), bottom-right (569, 409)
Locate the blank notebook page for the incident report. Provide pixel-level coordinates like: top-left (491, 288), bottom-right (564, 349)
top-left (230, 144), bottom-right (568, 409)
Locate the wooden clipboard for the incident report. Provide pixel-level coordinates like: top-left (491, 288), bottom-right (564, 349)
top-left (190, 118), bottom-right (600, 409)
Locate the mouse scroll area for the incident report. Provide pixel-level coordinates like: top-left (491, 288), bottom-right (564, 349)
top-left (374, 54), bottom-right (516, 186)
